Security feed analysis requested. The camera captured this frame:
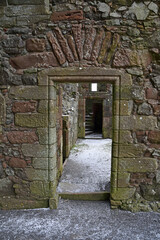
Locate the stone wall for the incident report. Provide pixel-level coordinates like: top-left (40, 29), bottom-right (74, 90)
top-left (0, 0), bottom-right (160, 211)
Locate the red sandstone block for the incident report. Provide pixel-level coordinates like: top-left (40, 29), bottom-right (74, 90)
top-left (148, 131), bottom-right (160, 144)
top-left (51, 10), bottom-right (83, 22)
top-left (10, 52), bottom-right (59, 69)
top-left (136, 131), bottom-right (146, 143)
top-left (12, 101), bottom-right (37, 113)
top-left (7, 131), bottom-right (38, 144)
top-left (153, 105), bottom-right (160, 116)
top-left (26, 38), bottom-right (46, 52)
top-left (146, 88), bottom-right (158, 99)
top-left (9, 157), bottom-right (27, 168)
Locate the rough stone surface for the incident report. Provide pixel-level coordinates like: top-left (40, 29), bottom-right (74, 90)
top-left (0, 178), bottom-right (14, 195)
top-left (26, 38), bottom-right (46, 52)
top-left (119, 158), bottom-right (158, 172)
top-left (47, 31), bottom-right (66, 65)
top-left (9, 86), bottom-right (48, 100)
top-left (15, 114), bottom-right (48, 128)
top-left (128, 2), bottom-right (150, 20)
top-left (12, 101), bottom-right (37, 113)
top-left (148, 131), bottom-right (160, 144)
top-left (22, 144), bottom-right (48, 158)
top-left (51, 10), bottom-right (83, 21)
top-left (7, 131), bottom-right (38, 144)
top-left (10, 52), bottom-right (59, 69)
top-left (138, 102), bottom-right (153, 116)
top-left (9, 157), bottom-right (27, 168)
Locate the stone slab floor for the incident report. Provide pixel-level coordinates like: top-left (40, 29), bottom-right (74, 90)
top-left (0, 200), bottom-right (160, 240)
top-left (57, 138), bottom-right (112, 193)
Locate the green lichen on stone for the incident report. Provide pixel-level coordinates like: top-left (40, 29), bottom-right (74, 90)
top-left (118, 172), bottom-right (130, 188)
top-left (106, 33), bottom-right (120, 65)
top-left (15, 113), bottom-right (48, 128)
top-left (38, 100), bottom-right (48, 114)
top-left (111, 187), bottom-right (136, 201)
top-left (30, 181), bottom-right (50, 198)
top-left (0, 196), bottom-right (48, 210)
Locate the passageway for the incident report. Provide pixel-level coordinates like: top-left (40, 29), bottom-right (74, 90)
top-left (57, 138), bottom-right (112, 194)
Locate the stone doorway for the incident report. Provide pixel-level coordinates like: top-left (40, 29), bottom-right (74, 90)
top-left (85, 99), bottom-right (103, 137)
top-left (38, 67), bottom-right (131, 207)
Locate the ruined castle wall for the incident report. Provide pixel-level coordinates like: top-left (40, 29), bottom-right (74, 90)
top-left (0, 0), bottom-right (160, 211)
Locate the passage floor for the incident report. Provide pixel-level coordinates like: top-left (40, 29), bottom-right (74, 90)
top-left (57, 138), bottom-right (112, 193)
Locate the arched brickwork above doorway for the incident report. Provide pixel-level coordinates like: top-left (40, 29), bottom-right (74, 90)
top-left (10, 24), bottom-right (121, 69)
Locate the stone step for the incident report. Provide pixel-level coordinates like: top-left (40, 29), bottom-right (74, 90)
top-left (59, 191), bottom-right (110, 201)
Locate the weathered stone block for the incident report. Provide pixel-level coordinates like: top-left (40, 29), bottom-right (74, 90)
top-left (26, 38), bottom-right (46, 52)
top-left (12, 101), bottom-right (37, 113)
top-left (138, 102), bottom-right (153, 116)
top-left (7, 131), bottom-right (38, 144)
top-left (120, 116), bottom-right (158, 130)
top-left (153, 105), bottom-right (160, 116)
top-left (0, 197), bottom-right (48, 210)
top-left (146, 88), bottom-right (158, 100)
top-left (120, 100), bottom-right (133, 116)
top-left (10, 86), bottom-right (48, 100)
top-left (148, 131), bottom-right (160, 144)
top-left (38, 100), bottom-right (48, 114)
top-left (5, 5), bottom-right (47, 16)
top-left (15, 114), bottom-right (48, 128)
top-left (25, 168), bottom-right (48, 181)
top-left (0, 94), bottom-right (5, 125)
top-left (131, 86), bottom-right (145, 101)
top-left (32, 158), bottom-right (48, 170)
top-left (119, 158), bottom-right (158, 173)
top-left (0, 178), bottom-right (14, 196)
top-left (119, 144), bottom-right (146, 158)
top-left (49, 145), bottom-right (56, 158)
top-left (119, 130), bottom-right (133, 144)
top-left (22, 144), bottom-right (48, 157)
top-left (16, 15), bottom-right (50, 27)
top-left (0, 16), bottom-right (16, 27)
top-left (49, 128), bottom-right (56, 145)
top-left (30, 181), bottom-right (50, 198)
top-left (140, 183), bottom-right (160, 201)
top-left (9, 157), bottom-right (27, 168)
top-left (120, 86), bottom-right (132, 100)
top-left (10, 52), bottom-right (59, 70)
top-left (37, 128), bottom-right (48, 145)
top-left (118, 172), bottom-right (130, 188)
top-left (51, 10), bottom-right (83, 22)
top-left (111, 187), bottom-right (135, 201)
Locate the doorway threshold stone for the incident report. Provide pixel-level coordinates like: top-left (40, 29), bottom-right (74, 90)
top-left (58, 192), bottom-right (110, 201)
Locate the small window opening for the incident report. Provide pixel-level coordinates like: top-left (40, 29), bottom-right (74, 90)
top-left (91, 83), bottom-right (97, 92)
